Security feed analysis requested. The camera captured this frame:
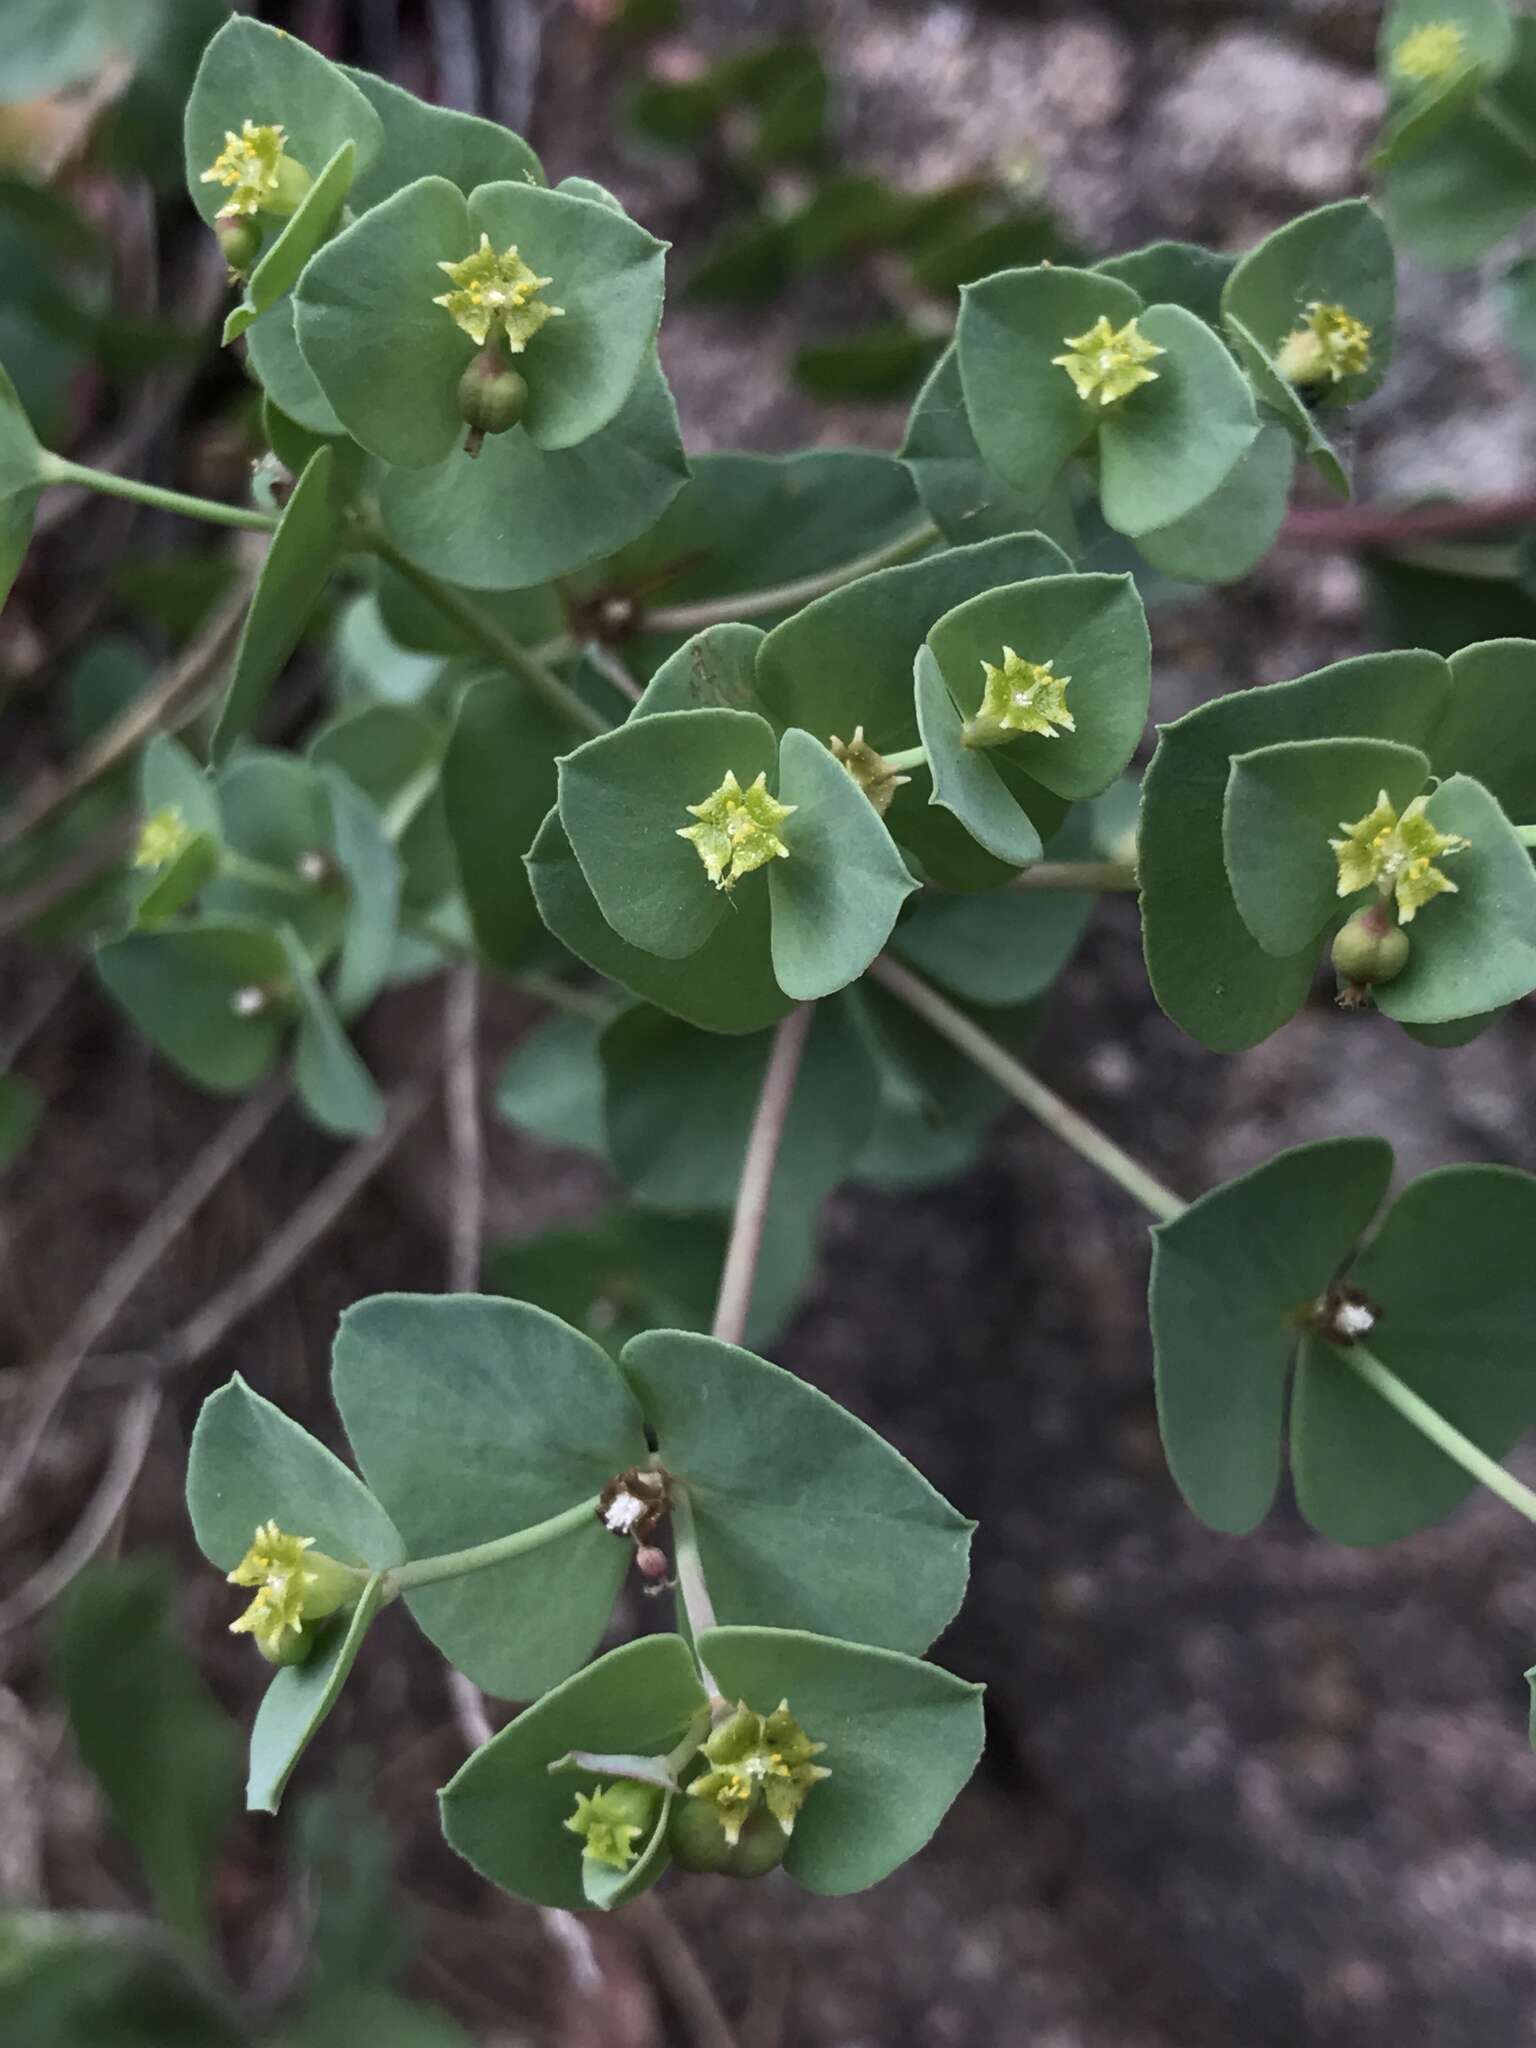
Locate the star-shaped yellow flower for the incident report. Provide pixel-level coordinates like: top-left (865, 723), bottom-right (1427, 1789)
top-left (433, 234), bottom-right (564, 351)
top-left (1052, 314), bottom-right (1164, 406)
top-left (1330, 789), bottom-right (1470, 924)
top-left (677, 769), bottom-right (796, 891)
top-left (1393, 20), bottom-right (1468, 84)
top-left (1276, 302), bottom-right (1372, 387)
top-left (134, 806), bottom-right (195, 872)
top-left (226, 1520), bottom-right (360, 1664)
top-left (686, 1701), bottom-right (830, 1846)
top-left (963, 649), bottom-right (1074, 749)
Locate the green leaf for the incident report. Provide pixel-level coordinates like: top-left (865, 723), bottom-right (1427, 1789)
top-left (698, 1627), bottom-right (984, 1896)
top-left (1222, 200), bottom-right (1396, 411)
top-left (1132, 423), bottom-right (1295, 586)
top-left (927, 573), bottom-right (1151, 801)
top-left (245, 300), bottom-right (345, 437)
top-left (1139, 650), bottom-right (1453, 1051)
top-left (1379, 0), bottom-right (1515, 112)
top-left (684, 214), bottom-right (793, 305)
top-left (558, 707), bottom-right (779, 959)
top-left (278, 926), bottom-right (386, 1137)
top-left (1095, 241), bottom-right (1234, 324)
top-left (890, 822), bottom-right (1097, 1006)
top-left (528, 809), bottom-right (793, 1035)
top-left (0, 1914), bottom-right (247, 2048)
top-left (0, 1072), bottom-right (41, 1171)
top-left (900, 345), bottom-right (1078, 552)
top-left (1098, 303), bottom-right (1259, 538)
top-left (53, 1560), bottom-right (237, 1944)
top-left (94, 919), bottom-right (291, 1093)
top-left (341, 64), bottom-right (543, 208)
top-left (187, 1372), bottom-right (405, 1574)
top-left (1293, 1164), bottom-right (1536, 1543)
top-left (768, 726), bottom-right (917, 999)
top-left (1431, 637), bottom-right (1536, 818)
top-left (600, 997), bottom-right (877, 1209)
top-left (1222, 736), bottom-right (1432, 958)
top-left (331, 1294), bottom-right (648, 1697)
top-left (910, 210), bottom-right (1075, 295)
top-left (791, 326), bottom-right (943, 402)
top-left (913, 645), bottom-right (1043, 867)
top-left (631, 623), bottom-right (771, 719)
top-left (1149, 1137), bottom-right (1395, 1534)
top-left (0, 356), bottom-right (43, 609)
top-left (183, 16), bottom-right (383, 229)
top-left (201, 750), bottom-right (345, 958)
top-left (239, 140), bottom-right (356, 332)
top-left (1380, 19), bottom-right (1536, 265)
top-left (441, 674), bottom-right (567, 971)
top-left (625, 1330), bottom-right (972, 1652)
top-left (281, 1990), bottom-right (476, 2048)
top-left (440, 1635), bottom-right (704, 1909)
top-left (376, 350), bottom-right (688, 591)
top-left (320, 768), bottom-right (402, 1019)
top-left (1373, 775), bottom-right (1536, 1023)
top-left (212, 446), bottom-right (343, 761)
top-left (247, 1576), bottom-right (387, 1815)
top-left (497, 1012), bottom-right (607, 1156)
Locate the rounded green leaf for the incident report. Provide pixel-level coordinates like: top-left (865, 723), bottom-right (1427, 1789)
top-left (768, 726), bottom-right (919, 1000)
top-left (230, 138), bottom-right (357, 345)
top-left (927, 572), bottom-right (1151, 802)
top-left (1432, 637), bottom-right (1536, 818)
top-left (698, 1626), bottom-right (984, 1896)
top-left (376, 350), bottom-right (689, 591)
top-left (245, 300), bottom-right (345, 436)
top-left (95, 918), bottom-right (291, 1092)
top-left (1149, 1137), bottom-right (1395, 1534)
top-left (1098, 303), bottom-right (1259, 539)
top-left (528, 808), bottom-right (793, 1035)
top-left (318, 766), bottom-right (402, 1019)
top-left (187, 1372), bottom-right (405, 1574)
top-left (1373, 774), bottom-right (1536, 1023)
top-left (0, 356), bottom-right (43, 609)
top-left (331, 1294), bottom-right (649, 1697)
top-left (558, 706), bottom-right (779, 959)
top-left (440, 1635), bottom-right (705, 1909)
top-left (632, 623), bottom-right (770, 719)
top-left (278, 927), bottom-right (385, 1139)
top-left (246, 1575), bottom-right (387, 1815)
top-left (183, 16), bottom-right (383, 230)
top-left (1222, 735), bottom-right (1432, 959)
top-left (625, 1330), bottom-right (973, 1653)
top-left (497, 1012), bottom-right (606, 1157)
top-left (912, 645), bottom-right (1043, 867)
top-left (203, 750), bottom-right (345, 959)
top-left (1133, 422), bottom-right (1295, 586)
top-left (341, 64), bottom-right (543, 207)
top-left (1292, 1164), bottom-right (1536, 1543)
top-left (890, 852), bottom-right (1095, 1008)
top-left (900, 344), bottom-right (1077, 550)
top-left (1095, 241), bottom-right (1234, 324)
top-left (1379, 20), bottom-right (1536, 266)
top-left (1222, 200), bottom-right (1396, 413)
top-left (1139, 649), bottom-right (1453, 1052)
top-left (1380, 0), bottom-right (1515, 93)
top-left (955, 265), bottom-right (1143, 505)
top-left (443, 673), bottom-right (570, 972)
top-left (466, 181), bottom-right (667, 452)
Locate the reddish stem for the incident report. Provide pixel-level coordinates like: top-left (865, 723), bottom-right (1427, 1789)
top-left (1280, 491), bottom-right (1536, 549)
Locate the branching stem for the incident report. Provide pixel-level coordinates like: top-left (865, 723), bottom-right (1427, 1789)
top-left (642, 519), bottom-right (941, 635)
top-left (39, 453), bottom-right (281, 533)
top-left (389, 1499), bottom-right (597, 1592)
top-left (712, 1003), bottom-right (814, 1348)
top-left (1012, 859), bottom-right (1138, 892)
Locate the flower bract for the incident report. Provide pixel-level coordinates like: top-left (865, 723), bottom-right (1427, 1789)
top-left (1052, 315), bottom-right (1164, 406)
top-left (1330, 790), bottom-right (1470, 924)
top-left (677, 770), bottom-right (796, 891)
top-left (433, 234), bottom-right (564, 351)
top-left (686, 1700), bottom-right (830, 1845)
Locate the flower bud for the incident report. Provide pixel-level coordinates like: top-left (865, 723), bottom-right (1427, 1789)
top-left (668, 1796), bottom-right (790, 1879)
top-left (457, 351), bottom-right (529, 456)
top-left (828, 727), bottom-right (910, 817)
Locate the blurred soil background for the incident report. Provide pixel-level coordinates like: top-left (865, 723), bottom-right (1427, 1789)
top-left (6, 1), bottom-right (1536, 2044)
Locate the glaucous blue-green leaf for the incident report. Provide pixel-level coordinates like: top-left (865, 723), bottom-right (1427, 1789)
top-left (625, 1331), bottom-right (972, 1653)
top-left (1140, 650), bottom-right (1453, 1051)
top-left (0, 356), bottom-right (44, 609)
top-left (95, 919), bottom-right (292, 1092)
top-left (1222, 200), bottom-right (1396, 409)
top-left (912, 645), bottom-right (1043, 867)
top-left (527, 809), bottom-right (792, 1035)
top-left (1095, 241), bottom-right (1234, 324)
top-left (631, 623), bottom-right (770, 719)
top-left (278, 927), bottom-right (385, 1139)
top-left (53, 1560), bottom-right (237, 1944)
top-left (341, 63), bottom-right (544, 207)
top-left (212, 447), bottom-right (343, 761)
top-left (1222, 736), bottom-right (1431, 958)
top-left (955, 265), bottom-right (1143, 506)
top-left (316, 767), bottom-right (401, 1019)
top-left (497, 1011), bottom-right (607, 1157)
top-left (1376, 0), bottom-right (1514, 167)
top-left (245, 300), bottom-right (345, 437)
top-left (558, 706), bottom-right (778, 959)
top-left (1431, 637), bottom-right (1536, 817)
top-left (203, 750), bottom-right (344, 959)
top-left (308, 701), bottom-right (452, 915)
top-left (1149, 1137), bottom-right (1395, 1534)
top-left (444, 674), bottom-right (585, 971)
top-left (0, 1912), bottom-right (247, 2047)
top-left (699, 1626), bottom-right (984, 1896)
top-left (927, 572), bottom-right (1151, 801)
top-left (0, 1072), bottom-right (42, 1172)
top-left (132, 733), bottom-right (223, 924)
top-left (1380, 18), bottom-right (1536, 265)
top-left (226, 140), bottom-right (356, 344)
top-left (374, 564), bottom-right (563, 661)
top-left (331, 1294), bottom-right (648, 1697)
top-left (600, 997), bottom-right (877, 1210)
top-left (183, 16), bottom-right (383, 230)
top-left (131, 836), bottom-right (220, 928)
top-left (440, 1635), bottom-right (703, 1909)
top-left (1293, 1164), bottom-right (1536, 1543)
top-left (1097, 303), bottom-right (1259, 538)
top-left (769, 726), bottom-right (918, 1000)
top-left (900, 344), bottom-right (1078, 550)
top-left (247, 1574), bottom-right (387, 1814)
top-left (1133, 423), bottom-right (1295, 586)
top-left (376, 351), bottom-right (688, 591)
top-left (1373, 775), bottom-right (1536, 1023)
top-left (328, 591), bottom-right (444, 707)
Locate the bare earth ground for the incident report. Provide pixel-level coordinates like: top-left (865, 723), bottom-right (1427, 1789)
top-left (5, 2), bottom-right (1536, 2043)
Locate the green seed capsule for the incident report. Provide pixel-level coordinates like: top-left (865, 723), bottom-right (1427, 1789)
top-left (667, 1796), bottom-right (790, 1879)
top-left (215, 215), bottom-right (262, 278)
top-left (1331, 904), bottom-right (1411, 988)
top-left (457, 353), bottom-right (529, 453)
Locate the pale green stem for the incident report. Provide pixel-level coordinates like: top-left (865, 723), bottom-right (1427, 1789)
top-left (389, 1498), bottom-right (597, 1591)
top-left (366, 533), bottom-right (609, 739)
top-left (667, 1479), bottom-right (723, 1700)
top-left (217, 848), bottom-right (319, 898)
top-left (1012, 859), bottom-right (1139, 892)
top-left (641, 518), bottom-right (943, 635)
top-left (883, 744), bottom-right (929, 774)
top-left (39, 454), bottom-right (281, 534)
top-left (1476, 89), bottom-right (1536, 173)
top-left (1343, 1347), bottom-right (1536, 1529)
top-left (868, 954), bottom-right (1187, 1224)
top-left (1517, 825), bottom-right (1536, 849)
top-left (381, 762), bottom-right (439, 842)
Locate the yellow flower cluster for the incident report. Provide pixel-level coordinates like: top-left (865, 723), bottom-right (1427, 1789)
top-left (677, 769), bottom-right (796, 891)
top-left (1052, 314), bottom-right (1163, 406)
top-left (433, 234), bottom-right (564, 351)
top-left (963, 648), bottom-right (1074, 749)
top-left (1276, 302), bottom-right (1372, 387)
top-left (1330, 790), bottom-right (1470, 923)
top-left (1393, 20), bottom-right (1468, 84)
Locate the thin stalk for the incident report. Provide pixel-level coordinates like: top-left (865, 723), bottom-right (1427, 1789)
top-left (218, 849), bottom-right (317, 898)
top-left (366, 533), bottom-right (609, 738)
top-left (389, 1499), bottom-right (597, 1592)
top-left (668, 1479), bottom-right (720, 1676)
top-left (1011, 859), bottom-right (1139, 892)
top-left (1344, 1347), bottom-right (1536, 1528)
top-left (869, 955), bottom-right (1186, 1224)
top-left (883, 744), bottom-right (928, 774)
top-left (712, 1003), bottom-right (814, 1348)
top-left (382, 762), bottom-right (440, 842)
top-left (39, 454), bottom-right (281, 533)
top-left (642, 519), bottom-right (942, 635)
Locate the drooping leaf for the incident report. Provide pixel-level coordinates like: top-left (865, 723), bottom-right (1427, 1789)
top-left (95, 919), bottom-right (292, 1093)
top-left (246, 1576), bottom-right (387, 1815)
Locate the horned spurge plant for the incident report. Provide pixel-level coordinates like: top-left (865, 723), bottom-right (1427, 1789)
top-left (9, 8), bottom-right (1536, 1956)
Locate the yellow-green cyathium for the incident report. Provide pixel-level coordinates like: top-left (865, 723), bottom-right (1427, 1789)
top-left (564, 1781), bottom-right (663, 1872)
top-left (677, 770), bottom-right (796, 891)
top-left (962, 648), bottom-right (1074, 750)
top-left (200, 120), bottom-right (313, 220)
top-left (1052, 314), bottom-right (1164, 406)
top-left (1330, 789), bottom-right (1470, 924)
top-left (133, 806), bottom-right (196, 872)
top-left (1275, 303), bottom-right (1372, 388)
top-left (829, 727), bottom-right (911, 817)
top-left (685, 1700), bottom-right (830, 1845)
top-left (1392, 20), bottom-right (1468, 84)
top-left (226, 1520), bottom-right (363, 1666)
top-left (433, 234), bottom-right (564, 353)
